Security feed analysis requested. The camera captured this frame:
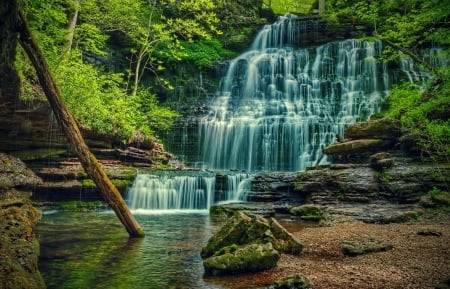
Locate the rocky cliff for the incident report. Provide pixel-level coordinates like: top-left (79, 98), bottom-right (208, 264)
top-left (0, 153), bottom-right (45, 289)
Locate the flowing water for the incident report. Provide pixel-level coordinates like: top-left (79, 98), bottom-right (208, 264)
top-left (37, 14), bottom-right (423, 288)
top-left (199, 14), bottom-right (389, 172)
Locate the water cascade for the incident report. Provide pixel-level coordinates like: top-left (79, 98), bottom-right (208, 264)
top-left (199, 14), bottom-right (389, 172)
top-left (128, 14), bottom-right (420, 210)
top-left (127, 171), bottom-right (215, 211)
top-left (127, 171), bottom-right (251, 210)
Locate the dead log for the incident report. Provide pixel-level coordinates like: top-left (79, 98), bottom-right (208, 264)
top-left (16, 10), bottom-right (144, 237)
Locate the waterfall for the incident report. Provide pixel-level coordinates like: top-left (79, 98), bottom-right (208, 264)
top-left (126, 171), bottom-right (254, 210)
top-left (127, 171), bottom-right (215, 211)
top-left (199, 15), bottom-right (389, 172)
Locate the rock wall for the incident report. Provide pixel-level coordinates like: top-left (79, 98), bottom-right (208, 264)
top-left (0, 153), bottom-right (45, 289)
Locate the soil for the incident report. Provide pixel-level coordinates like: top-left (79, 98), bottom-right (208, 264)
top-left (264, 212), bottom-right (450, 289)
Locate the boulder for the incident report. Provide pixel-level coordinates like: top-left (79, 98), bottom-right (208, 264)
top-left (270, 274), bottom-right (312, 289)
top-left (290, 205), bottom-right (324, 221)
top-left (344, 117), bottom-right (401, 140)
top-left (323, 139), bottom-right (385, 156)
top-left (203, 242), bottom-right (280, 275)
top-left (202, 211), bottom-right (303, 275)
top-left (340, 236), bottom-right (393, 256)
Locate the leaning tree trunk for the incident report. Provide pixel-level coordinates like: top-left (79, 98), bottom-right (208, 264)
top-left (16, 10), bottom-right (144, 238)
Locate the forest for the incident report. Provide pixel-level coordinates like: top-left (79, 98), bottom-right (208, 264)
top-left (1, 0), bottom-right (450, 288)
top-left (14, 0), bottom-right (450, 161)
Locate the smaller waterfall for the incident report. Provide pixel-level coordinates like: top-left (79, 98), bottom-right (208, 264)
top-left (222, 173), bottom-right (253, 202)
top-left (127, 171), bottom-right (215, 211)
top-left (126, 171), bottom-right (254, 211)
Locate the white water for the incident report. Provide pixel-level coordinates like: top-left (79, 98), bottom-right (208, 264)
top-left (128, 15), bottom-right (430, 211)
top-left (127, 172), bottom-right (215, 210)
top-left (127, 172), bottom-right (252, 210)
top-left (199, 14), bottom-right (389, 172)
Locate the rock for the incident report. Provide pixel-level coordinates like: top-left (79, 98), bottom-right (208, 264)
top-left (417, 229), bottom-right (442, 237)
top-left (369, 152), bottom-right (394, 171)
top-left (344, 117), bottom-right (401, 140)
top-left (202, 211), bottom-right (303, 275)
top-left (0, 153), bottom-right (43, 188)
top-left (290, 205), bottom-right (324, 221)
top-left (323, 139), bottom-right (385, 156)
top-left (0, 154), bottom-right (45, 289)
top-left (269, 273), bottom-right (312, 289)
top-left (203, 242), bottom-right (280, 275)
top-left (340, 236), bottom-right (393, 256)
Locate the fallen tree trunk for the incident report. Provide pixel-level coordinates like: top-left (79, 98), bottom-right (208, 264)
top-left (16, 10), bottom-right (144, 238)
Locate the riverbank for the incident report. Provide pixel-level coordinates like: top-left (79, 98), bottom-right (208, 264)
top-left (213, 210), bottom-right (448, 289)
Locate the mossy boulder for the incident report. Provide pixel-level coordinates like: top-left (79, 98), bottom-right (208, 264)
top-left (290, 205), bottom-right (324, 221)
top-left (202, 211), bottom-right (303, 275)
top-left (203, 242), bottom-right (280, 275)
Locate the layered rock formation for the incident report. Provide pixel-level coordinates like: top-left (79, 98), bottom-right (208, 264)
top-left (0, 153), bottom-right (45, 289)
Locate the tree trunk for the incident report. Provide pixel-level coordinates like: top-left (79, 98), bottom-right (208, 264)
top-left (66, 0), bottom-right (79, 51)
top-left (0, 0), bottom-right (20, 102)
top-left (16, 10), bottom-right (144, 238)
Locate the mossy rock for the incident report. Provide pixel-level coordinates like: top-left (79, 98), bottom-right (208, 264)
top-left (420, 191), bottom-right (450, 208)
top-left (290, 205), bottom-right (324, 221)
top-left (271, 274), bottom-right (312, 289)
top-left (57, 200), bottom-right (105, 211)
top-left (203, 242), bottom-right (280, 275)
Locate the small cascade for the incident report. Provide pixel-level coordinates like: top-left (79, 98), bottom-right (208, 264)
top-left (127, 171), bottom-right (215, 211)
top-left (223, 173), bottom-right (253, 202)
top-left (199, 14), bottom-right (390, 172)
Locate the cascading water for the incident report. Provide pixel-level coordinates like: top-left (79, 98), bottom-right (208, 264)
top-left (128, 14), bottom-right (423, 211)
top-left (199, 14), bottom-right (389, 172)
top-left (127, 171), bottom-right (215, 211)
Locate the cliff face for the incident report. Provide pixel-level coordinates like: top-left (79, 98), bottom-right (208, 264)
top-left (0, 153), bottom-right (45, 289)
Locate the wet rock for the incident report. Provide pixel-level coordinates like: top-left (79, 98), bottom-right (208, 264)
top-left (340, 236), bottom-right (393, 256)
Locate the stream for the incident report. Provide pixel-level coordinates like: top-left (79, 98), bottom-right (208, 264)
top-left (36, 210), bottom-right (279, 289)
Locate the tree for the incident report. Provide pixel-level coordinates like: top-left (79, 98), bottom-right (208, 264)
top-left (8, 1), bottom-right (145, 238)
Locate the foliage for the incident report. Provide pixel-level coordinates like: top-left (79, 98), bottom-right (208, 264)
top-left (178, 38), bottom-right (236, 68)
top-left (262, 0), bottom-right (316, 15)
top-left (18, 0), bottom-right (232, 143)
top-left (383, 73), bottom-right (450, 161)
top-left (324, 0), bottom-right (450, 63)
top-left (324, 0), bottom-right (450, 162)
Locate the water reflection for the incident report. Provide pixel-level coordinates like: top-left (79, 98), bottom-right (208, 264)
top-left (36, 211), bottom-right (227, 289)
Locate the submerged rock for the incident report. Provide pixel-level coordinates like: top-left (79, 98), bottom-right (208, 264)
top-left (201, 211), bottom-right (303, 275)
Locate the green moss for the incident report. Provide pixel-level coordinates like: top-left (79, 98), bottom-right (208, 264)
top-left (290, 205), bottom-right (324, 221)
top-left (420, 188), bottom-right (450, 208)
top-left (11, 149), bottom-right (67, 161)
top-left (57, 201), bottom-right (104, 211)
